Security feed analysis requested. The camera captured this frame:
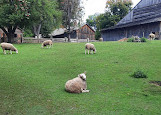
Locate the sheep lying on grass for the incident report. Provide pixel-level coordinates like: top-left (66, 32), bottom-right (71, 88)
top-left (85, 43), bottom-right (96, 54)
top-left (65, 72), bottom-right (90, 93)
top-left (149, 33), bottom-right (155, 40)
top-left (1, 43), bottom-right (18, 54)
top-left (41, 40), bottom-right (53, 48)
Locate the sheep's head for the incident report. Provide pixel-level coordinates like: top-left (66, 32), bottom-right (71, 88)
top-left (93, 48), bottom-right (96, 54)
top-left (16, 50), bottom-right (18, 54)
top-left (14, 48), bottom-right (18, 53)
top-left (78, 72), bottom-right (87, 81)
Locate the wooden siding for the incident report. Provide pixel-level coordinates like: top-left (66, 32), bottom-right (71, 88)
top-left (101, 22), bottom-right (160, 41)
top-left (77, 24), bottom-right (95, 40)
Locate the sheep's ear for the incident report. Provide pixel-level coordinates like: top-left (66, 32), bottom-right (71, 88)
top-left (84, 71), bottom-right (87, 75)
top-left (78, 74), bottom-right (81, 77)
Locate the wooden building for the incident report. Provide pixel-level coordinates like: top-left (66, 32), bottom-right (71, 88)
top-left (77, 24), bottom-right (95, 40)
top-left (0, 28), bottom-right (23, 43)
top-left (51, 24), bottom-right (95, 40)
top-left (101, 0), bottom-right (161, 41)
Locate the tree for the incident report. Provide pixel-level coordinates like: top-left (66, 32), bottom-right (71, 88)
top-left (28, 0), bottom-right (62, 38)
top-left (106, 0), bottom-right (132, 19)
top-left (58, 0), bottom-right (84, 42)
top-left (94, 0), bottom-right (132, 40)
top-left (86, 13), bottom-right (99, 30)
top-left (0, 0), bottom-right (30, 43)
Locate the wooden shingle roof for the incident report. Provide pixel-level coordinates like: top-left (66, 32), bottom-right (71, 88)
top-left (101, 0), bottom-right (161, 31)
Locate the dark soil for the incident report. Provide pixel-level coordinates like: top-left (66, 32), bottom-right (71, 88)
top-left (149, 81), bottom-right (161, 86)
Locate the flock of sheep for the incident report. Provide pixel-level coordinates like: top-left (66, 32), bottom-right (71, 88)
top-left (0, 39), bottom-right (97, 94)
top-left (0, 33), bottom-right (156, 93)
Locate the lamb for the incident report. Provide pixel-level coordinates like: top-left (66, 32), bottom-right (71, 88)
top-left (1, 43), bottom-right (18, 54)
top-left (85, 43), bottom-right (96, 54)
top-left (41, 40), bottom-right (53, 48)
top-left (65, 72), bottom-right (90, 93)
top-left (149, 33), bottom-right (155, 40)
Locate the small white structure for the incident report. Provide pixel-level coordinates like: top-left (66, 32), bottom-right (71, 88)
top-left (87, 38), bottom-right (89, 42)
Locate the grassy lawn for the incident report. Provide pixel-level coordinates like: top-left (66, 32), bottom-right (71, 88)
top-left (0, 41), bottom-right (161, 115)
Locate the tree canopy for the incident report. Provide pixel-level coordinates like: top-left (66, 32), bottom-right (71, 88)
top-left (0, 0), bottom-right (30, 42)
top-left (0, 0), bottom-right (62, 42)
top-left (58, 0), bottom-right (84, 41)
top-left (91, 0), bottom-right (133, 40)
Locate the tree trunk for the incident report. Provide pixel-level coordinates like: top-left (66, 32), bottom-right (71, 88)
top-left (33, 24), bottom-right (42, 38)
top-left (0, 26), bottom-right (16, 43)
top-left (7, 33), bottom-right (15, 43)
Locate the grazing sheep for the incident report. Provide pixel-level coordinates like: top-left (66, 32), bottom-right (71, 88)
top-left (85, 43), bottom-right (96, 54)
top-left (99, 38), bottom-right (103, 41)
top-left (65, 72), bottom-right (90, 93)
top-left (41, 40), bottom-right (53, 48)
top-left (149, 33), bottom-right (155, 40)
top-left (1, 42), bottom-right (18, 54)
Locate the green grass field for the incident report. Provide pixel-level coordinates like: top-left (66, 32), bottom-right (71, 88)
top-left (0, 41), bottom-right (161, 115)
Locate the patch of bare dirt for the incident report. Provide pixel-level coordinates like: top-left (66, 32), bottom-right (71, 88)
top-left (149, 81), bottom-right (161, 86)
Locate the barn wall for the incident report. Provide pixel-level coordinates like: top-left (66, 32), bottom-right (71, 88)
top-left (101, 22), bottom-right (160, 41)
top-left (77, 25), bottom-right (95, 40)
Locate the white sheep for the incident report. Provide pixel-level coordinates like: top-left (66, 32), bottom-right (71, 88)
top-left (41, 40), bottom-right (53, 48)
top-left (65, 72), bottom-right (90, 93)
top-left (99, 38), bottom-right (103, 41)
top-left (85, 43), bottom-right (96, 54)
top-left (149, 33), bottom-right (155, 40)
top-left (0, 42), bottom-right (18, 54)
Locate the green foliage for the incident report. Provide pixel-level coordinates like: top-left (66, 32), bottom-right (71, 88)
top-left (131, 70), bottom-right (147, 78)
top-left (95, 30), bottom-right (101, 40)
top-left (106, 0), bottom-right (132, 19)
top-left (96, 12), bottom-right (120, 30)
top-left (23, 28), bottom-right (34, 37)
top-left (140, 37), bottom-right (147, 42)
top-left (127, 37), bottom-right (147, 42)
top-left (58, 0), bottom-right (83, 29)
top-left (0, 0), bottom-right (30, 27)
top-left (86, 14), bottom-right (99, 30)
top-left (127, 37), bottom-right (134, 42)
top-left (28, 0), bottom-right (62, 37)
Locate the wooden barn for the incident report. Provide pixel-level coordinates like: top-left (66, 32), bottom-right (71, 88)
top-left (77, 24), bottom-right (95, 40)
top-left (51, 24), bottom-right (95, 40)
top-left (101, 0), bottom-right (161, 41)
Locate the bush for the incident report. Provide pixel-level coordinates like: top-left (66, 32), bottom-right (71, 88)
top-left (131, 70), bottom-right (147, 78)
top-left (140, 37), bottom-right (147, 42)
top-left (127, 37), bottom-right (134, 42)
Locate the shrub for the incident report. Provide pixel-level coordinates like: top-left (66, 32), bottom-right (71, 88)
top-left (131, 70), bottom-right (147, 78)
top-left (140, 37), bottom-right (147, 42)
top-left (127, 37), bottom-right (134, 42)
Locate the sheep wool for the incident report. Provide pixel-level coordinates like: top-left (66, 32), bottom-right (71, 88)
top-left (1, 43), bottom-right (18, 54)
top-left (41, 40), bottom-right (53, 48)
top-left (149, 33), bottom-right (155, 40)
top-left (65, 72), bottom-right (90, 93)
top-left (85, 43), bottom-right (96, 54)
